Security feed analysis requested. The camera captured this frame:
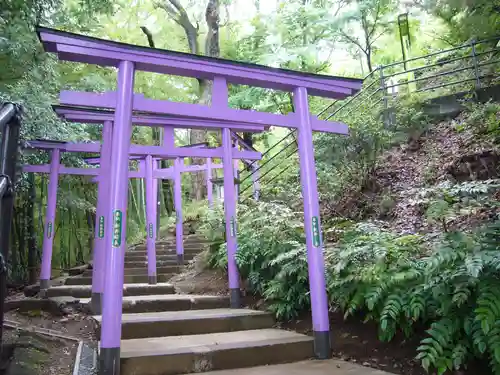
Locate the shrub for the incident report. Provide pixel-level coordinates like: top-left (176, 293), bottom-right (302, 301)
top-left (203, 201), bottom-right (500, 374)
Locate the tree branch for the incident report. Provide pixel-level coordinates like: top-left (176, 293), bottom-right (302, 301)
top-left (367, 1), bottom-right (382, 40)
top-left (155, 1), bottom-right (182, 24)
top-left (204, 0), bottom-right (220, 57)
top-left (339, 31), bottom-right (367, 54)
top-left (140, 26), bottom-right (156, 48)
top-left (332, 0), bottom-right (349, 17)
top-left (168, 0), bottom-right (186, 13)
top-left (156, 0), bottom-right (200, 54)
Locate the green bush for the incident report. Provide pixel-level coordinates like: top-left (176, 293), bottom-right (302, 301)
top-left (201, 201), bottom-right (310, 319)
top-left (202, 199), bottom-right (500, 374)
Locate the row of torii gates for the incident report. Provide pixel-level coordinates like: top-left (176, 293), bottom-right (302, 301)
top-left (28, 27), bottom-right (362, 374)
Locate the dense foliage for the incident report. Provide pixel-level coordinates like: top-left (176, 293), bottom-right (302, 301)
top-left (202, 96), bottom-right (500, 375)
top-left (203, 179), bottom-right (500, 374)
top-left (2, 0), bottom-right (500, 373)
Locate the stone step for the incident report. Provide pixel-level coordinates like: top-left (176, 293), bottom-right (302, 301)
top-left (82, 294), bottom-right (229, 314)
top-left (125, 252), bottom-right (199, 264)
top-left (94, 308), bottom-right (274, 340)
top-left (184, 359), bottom-right (395, 375)
top-left (82, 266), bottom-right (180, 277)
top-left (65, 274), bottom-right (174, 285)
top-left (46, 283), bottom-right (175, 298)
top-left (125, 254), bottom-right (194, 268)
top-left (117, 328), bottom-right (313, 375)
top-left (126, 248), bottom-right (203, 258)
top-left (67, 264), bottom-right (90, 276)
top-left (133, 243), bottom-right (209, 251)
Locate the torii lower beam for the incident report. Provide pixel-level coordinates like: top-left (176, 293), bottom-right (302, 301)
top-left (26, 158), bottom-right (223, 293)
top-left (29, 140), bottom-right (261, 160)
top-left (22, 160), bottom-right (143, 305)
top-left (26, 138), bottom-right (258, 302)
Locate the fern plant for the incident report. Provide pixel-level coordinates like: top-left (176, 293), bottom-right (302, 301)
top-left (201, 197), bottom-right (500, 374)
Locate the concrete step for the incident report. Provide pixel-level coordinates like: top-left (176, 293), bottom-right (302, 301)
top-left (46, 283), bottom-right (175, 298)
top-left (117, 328), bottom-right (313, 375)
top-left (126, 248), bottom-right (203, 258)
top-left (82, 266), bottom-right (180, 277)
top-left (124, 254), bottom-right (196, 264)
top-left (94, 308), bottom-right (274, 340)
top-left (125, 254), bottom-right (194, 268)
top-left (185, 359), bottom-right (395, 375)
top-left (67, 264), bottom-right (90, 276)
top-left (65, 274), bottom-right (174, 285)
top-left (133, 243), bottom-right (209, 251)
top-left (82, 294), bottom-right (229, 313)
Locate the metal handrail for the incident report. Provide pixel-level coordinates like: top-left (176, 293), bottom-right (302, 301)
top-left (239, 34), bottom-right (500, 203)
top-left (0, 102), bottom-right (22, 356)
top-left (382, 35), bottom-right (500, 70)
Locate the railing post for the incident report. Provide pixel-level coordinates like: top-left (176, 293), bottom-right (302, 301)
top-left (379, 66), bottom-right (387, 110)
top-left (471, 39), bottom-right (481, 90)
top-left (379, 65), bottom-right (395, 127)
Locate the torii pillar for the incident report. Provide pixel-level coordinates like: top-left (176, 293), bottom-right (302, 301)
top-left (100, 60), bottom-right (135, 373)
top-left (206, 158), bottom-right (213, 207)
top-left (174, 157), bottom-right (184, 264)
top-left (294, 87), bottom-right (330, 359)
top-left (145, 154), bottom-right (157, 284)
top-left (91, 120), bottom-right (113, 312)
top-left (39, 148), bottom-right (61, 294)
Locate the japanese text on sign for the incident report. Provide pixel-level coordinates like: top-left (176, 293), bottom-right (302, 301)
top-left (312, 216), bottom-right (321, 247)
top-left (112, 210), bottom-right (122, 247)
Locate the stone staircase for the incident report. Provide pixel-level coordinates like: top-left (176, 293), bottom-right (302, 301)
top-left (52, 235), bottom-right (315, 375)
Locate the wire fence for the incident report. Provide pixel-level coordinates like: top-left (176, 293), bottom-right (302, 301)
top-left (238, 35), bottom-right (500, 203)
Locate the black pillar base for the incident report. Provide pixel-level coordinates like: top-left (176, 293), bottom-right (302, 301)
top-left (229, 288), bottom-right (241, 308)
top-left (39, 279), bottom-right (50, 298)
top-left (91, 292), bottom-right (102, 315)
top-left (313, 331), bottom-right (331, 359)
top-left (148, 275), bottom-right (157, 285)
top-left (99, 347), bottom-right (120, 375)
top-left (177, 254), bottom-right (184, 265)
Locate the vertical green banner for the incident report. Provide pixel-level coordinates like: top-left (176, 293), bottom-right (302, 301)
top-left (112, 210), bottom-right (122, 247)
top-left (98, 216), bottom-right (105, 239)
top-left (312, 216), bottom-right (321, 247)
top-left (230, 217), bottom-right (236, 237)
top-left (47, 222), bottom-right (53, 239)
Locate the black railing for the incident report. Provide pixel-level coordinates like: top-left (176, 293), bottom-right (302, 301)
top-left (0, 102), bottom-right (22, 355)
top-left (238, 35), bottom-right (500, 203)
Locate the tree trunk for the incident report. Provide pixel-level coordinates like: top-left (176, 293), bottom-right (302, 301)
top-left (158, 0), bottom-right (221, 200)
top-left (190, 0), bottom-right (220, 200)
top-left (365, 48), bottom-right (373, 72)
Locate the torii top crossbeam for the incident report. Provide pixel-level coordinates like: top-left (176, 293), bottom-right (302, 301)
top-left (53, 105), bottom-right (267, 133)
top-left (38, 27), bottom-right (361, 99)
top-left (37, 27), bottom-right (361, 134)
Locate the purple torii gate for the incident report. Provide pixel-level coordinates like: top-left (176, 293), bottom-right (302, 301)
top-left (36, 26), bottom-right (362, 373)
top-left (25, 138), bottom-right (251, 313)
top-left (54, 106), bottom-right (261, 296)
